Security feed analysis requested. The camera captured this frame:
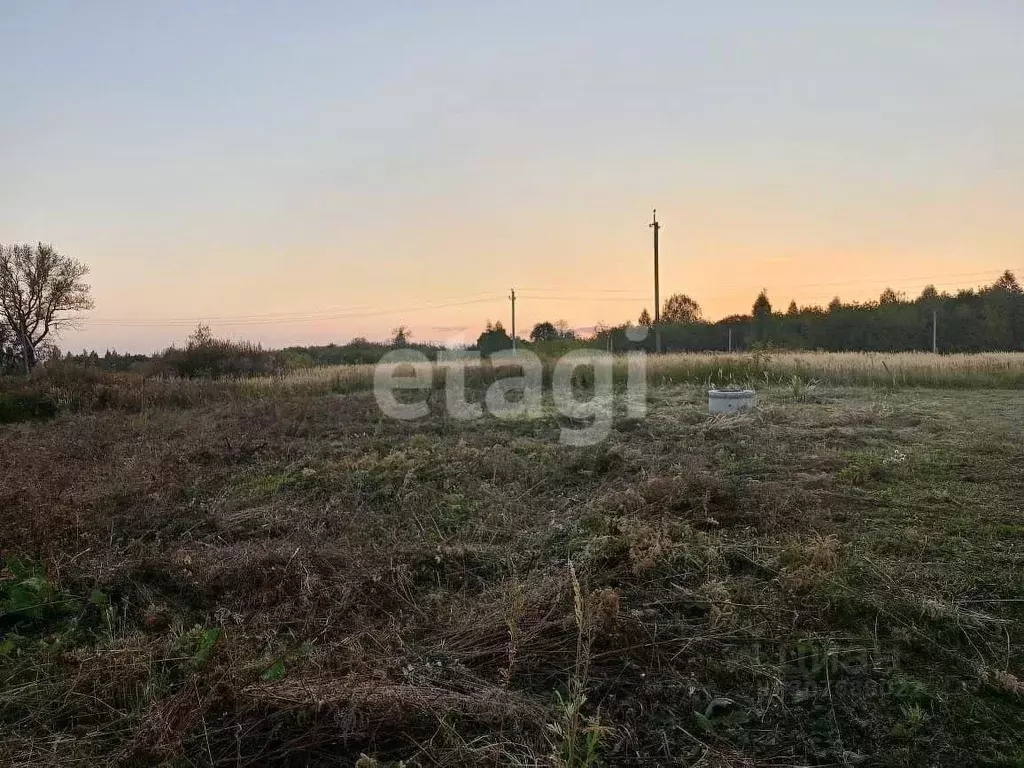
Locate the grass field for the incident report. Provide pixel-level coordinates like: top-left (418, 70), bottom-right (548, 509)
top-left (12, 351), bottom-right (1024, 419)
top-left (2, 368), bottom-right (1023, 765)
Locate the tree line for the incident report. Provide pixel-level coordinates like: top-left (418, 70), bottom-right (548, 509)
top-left (467, 270), bottom-right (1023, 355)
top-left (614, 271), bottom-right (1023, 354)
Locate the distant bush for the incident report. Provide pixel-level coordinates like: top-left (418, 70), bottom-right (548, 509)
top-left (0, 388), bottom-right (58, 423)
top-left (282, 339), bottom-right (443, 366)
top-left (53, 336), bottom-right (447, 375)
top-left (151, 324), bottom-right (285, 379)
top-left (527, 338), bottom-right (587, 359)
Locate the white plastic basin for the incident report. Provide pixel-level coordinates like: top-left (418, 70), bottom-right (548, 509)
top-left (708, 389), bottom-right (756, 414)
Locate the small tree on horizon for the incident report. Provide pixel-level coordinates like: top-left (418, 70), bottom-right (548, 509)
top-left (553, 319), bottom-right (575, 339)
top-left (993, 270), bottom-right (1022, 293)
top-left (476, 322), bottom-right (512, 355)
top-left (752, 289), bottom-right (773, 341)
top-left (391, 325), bottom-right (411, 348)
top-left (529, 321), bottom-right (559, 342)
top-left (638, 308), bottom-right (652, 327)
top-left (661, 294), bottom-right (701, 324)
top-left (879, 287), bottom-right (904, 305)
top-left (187, 323), bottom-right (215, 349)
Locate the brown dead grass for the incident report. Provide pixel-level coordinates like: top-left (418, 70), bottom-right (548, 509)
top-left (1, 382), bottom-right (1022, 765)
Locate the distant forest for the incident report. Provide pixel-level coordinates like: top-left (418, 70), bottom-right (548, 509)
top-left (619, 270), bottom-right (1024, 355)
top-left (55, 270), bottom-right (1024, 376)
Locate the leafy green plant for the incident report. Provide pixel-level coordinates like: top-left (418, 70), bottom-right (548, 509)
top-left (0, 557), bottom-right (79, 636)
top-left (259, 641), bottom-right (312, 682)
top-left (837, 452), bottom-right (886, 486)
top-left (260, 659), bottom-right (286, 682)
top-left (189, 627), bottom-right (223, 668)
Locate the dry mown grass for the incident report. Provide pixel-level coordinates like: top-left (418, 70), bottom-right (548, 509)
top-left (1, 381), bottom-right (1022, 765)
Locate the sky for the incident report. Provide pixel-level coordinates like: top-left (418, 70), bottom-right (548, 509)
top-left (2, 1), bottom-right (1023, 353)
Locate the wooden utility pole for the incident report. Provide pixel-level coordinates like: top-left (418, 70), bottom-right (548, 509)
top-left (510, 288), bottom-right (517, 352)
top-left (650, 209), bottom-right (662, 354)
top-left (932, 309), bottom-right (937, 354)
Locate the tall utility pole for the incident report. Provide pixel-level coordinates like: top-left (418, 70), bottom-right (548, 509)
top-left (650, 209), bottom-right (662, 354)
top-left (932, 310), bottom-right (938, 354)
top-left (510, 288), bottom-right (517, 352)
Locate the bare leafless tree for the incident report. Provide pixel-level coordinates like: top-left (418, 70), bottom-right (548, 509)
top-left (0, 243), bottom-right (94, 372)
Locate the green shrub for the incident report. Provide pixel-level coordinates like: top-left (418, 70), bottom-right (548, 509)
top-left (0, 389), bottom-right (58, 423)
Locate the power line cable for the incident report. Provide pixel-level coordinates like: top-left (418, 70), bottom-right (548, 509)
top-left (84, 295), bottom-right (505, 327)
top-left (87, 292), bottom-right (503, 323)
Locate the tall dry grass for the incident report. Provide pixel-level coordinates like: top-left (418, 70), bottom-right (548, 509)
top-left (271, 351), bottom-right (1024, 395)
top-left (644, 350), bottom-right (1024, 388)
top-left (8, 351), bottom-right (1024, 420)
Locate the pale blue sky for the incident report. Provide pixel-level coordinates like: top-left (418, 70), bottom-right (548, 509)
top-left (2, 1), bottom-right (1022, 351)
